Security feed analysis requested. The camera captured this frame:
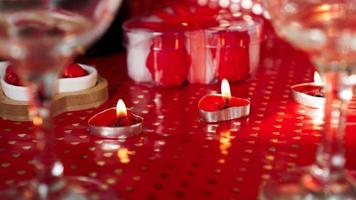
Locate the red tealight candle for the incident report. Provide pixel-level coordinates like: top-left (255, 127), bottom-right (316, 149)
top-left (291, 72), bottom-right (325, 108)
top-left (198, 79), bottom-right (250, 123)
top-left (88, 99), bottom-right (143, 139)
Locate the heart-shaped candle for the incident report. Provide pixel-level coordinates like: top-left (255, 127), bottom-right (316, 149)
top-left (88, 99), bottom-right (143, 139)
top-left (198, 79), bottom-right (250, 123)
top-left (291, 72), bottom-right (325, 108)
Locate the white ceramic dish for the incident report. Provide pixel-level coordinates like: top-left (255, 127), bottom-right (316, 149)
top-left (57, 64), bottom-right (98, 93)
top-left (0, 62), bottom-right (98, 102)
top-left (0, 62), bottom-right (29, 102)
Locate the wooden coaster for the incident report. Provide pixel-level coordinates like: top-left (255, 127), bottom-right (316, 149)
top-left (0, 76), bottom-right (109, 121)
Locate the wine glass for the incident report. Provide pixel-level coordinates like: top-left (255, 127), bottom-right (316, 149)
top-left (0, 0), bottom-right (122, 199)
top-left (260, 1), bottom-right (356, 200)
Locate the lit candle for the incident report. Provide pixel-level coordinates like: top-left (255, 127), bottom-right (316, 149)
top-left (291, 72), bottom-right (325, 108)
top-left (198, 79), bottom-right (250, 123)
top-left (88, 99), bottom-right (143, 139)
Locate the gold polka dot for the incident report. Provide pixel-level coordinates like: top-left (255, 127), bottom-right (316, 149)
top-left (247, 140), bottom-right (256, 145)
top-left (88, 147), bottom-right (96, 151)
top-left (272, 132), bottom-right (280, 136)
top-left (89, 172), bottom-right (98, 178)
top-left (5, 180), bottom-right (14, 186)
top-left (97, 161), bottom-right (106, 167)
top-left (95, 141), bottom-right (103, 145)
top-left (64, 130), bottom-right (72, 134)
top-left (297, 116), bottom-right (304, 120)
top-left (235, 177), bottom-right (243, 182)
top-left (266, 155), bottom-right (275, 161)
top-left (239, 168), bottom-right (247, 172)
top-left (17, 170), bottom-right (26, 176)
top-left (232, 188), bottom-right (240, 193)
top-left (259, 108), bottom-right (267, 111)
top-left (244, 149), bottom-right (253, 154)
top-left (22, 146), bottom-right (32, 150)
top-left (106, 178), bottom-right (116, 185)
top-left (261, 102), bottom-right (268, 106)
top-left (250, 133), bottom-right (258, 138)
top-left (125, 186), bottom-right (134, 192)
top-left (263, 165), bottom-right (273, 170)
top-left (289, 154), bottom-right (298, 158)
top-left (293, 136), bottom-right (301, 140)
top-left (12, 153), bottom-right (21, 158)
top-left (17, 134), bottom-right (26, 138)
top-left (133, 176), bottom-right (141, 181)
top-left (99, 184), bottom-right (109, 191)
top-left (140, 166), bottom-right (148, 171)
top-left (152, 123), bottom-right (160, 127)
top-left (288, 162), bottom-right (297, 167)
top-left (104, 152), bottom-right (113, 158)
top-left (268, 147), bottom-right (277, 152)
top-left (27, 160), bottom-right (35, 165)
top-left (262, 174), bottom-right (271, 180)
top-left (252, 127), bottom-right (261, 131)
top-left (270, 138), bottom-right (279, 144)
top-left (114, 168), bottom-right (123, 175)
top-left (79, 135), bottom-right (88, 139)
top-left (1, 163), bottom-right (10, 168)
top-left (273, 125), bottom-right (282, 129)
top-left (8, 141), bottom-right (16, 145)
top-left (275, 118), bottom-right (283, 122)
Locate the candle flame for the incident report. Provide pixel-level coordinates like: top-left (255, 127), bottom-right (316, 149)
top-left (314, 72), bottom-right (323, 85)
top-left (221, 79), bottom-right (232, 99)
top-left (116, 99), bottom-right (127, 118)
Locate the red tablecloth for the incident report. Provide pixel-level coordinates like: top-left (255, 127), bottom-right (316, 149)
top-left (1, 38), bottom-right (356, 200)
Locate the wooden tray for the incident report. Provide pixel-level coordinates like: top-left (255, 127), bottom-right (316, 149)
top-left (0, 76), bottom-right (108, 121)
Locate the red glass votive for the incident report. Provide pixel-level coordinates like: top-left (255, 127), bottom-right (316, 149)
top-left (210, 29), bottom-right (250, 82)
top-left (146, 32), bottom-right (190, 87)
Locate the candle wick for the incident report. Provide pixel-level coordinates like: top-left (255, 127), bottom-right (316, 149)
top-left (315, 87), bottom-right (325, 97)
top-left (114, 116), bottom-right (127, 127)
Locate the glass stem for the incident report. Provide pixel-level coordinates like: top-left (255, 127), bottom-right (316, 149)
top-left (28, 73), bottom-right (63, 196)
top-left (313, 71), bottom-right (352, 184)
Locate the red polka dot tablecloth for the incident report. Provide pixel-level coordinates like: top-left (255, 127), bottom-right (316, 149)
top-left (1, 38), bottom-right (356, 200)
